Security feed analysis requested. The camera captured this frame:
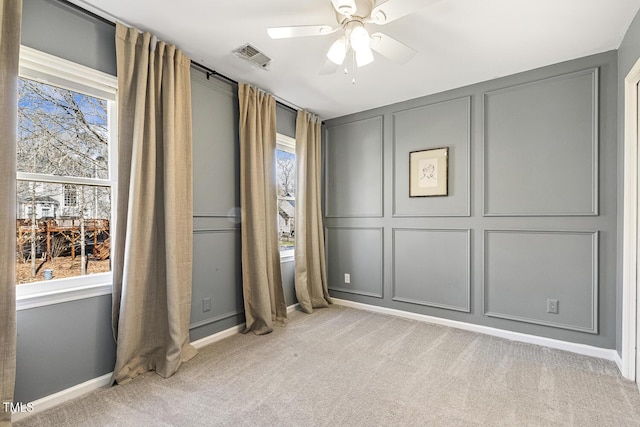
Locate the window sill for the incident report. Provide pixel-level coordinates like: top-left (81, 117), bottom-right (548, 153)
top-left (280, 249), bottom-right (294, 263)
top-left (16, 277), bottom-right (112, 311)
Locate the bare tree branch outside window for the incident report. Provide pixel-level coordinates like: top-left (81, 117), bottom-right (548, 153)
top-left (276, 149), bottom-right (295, 251)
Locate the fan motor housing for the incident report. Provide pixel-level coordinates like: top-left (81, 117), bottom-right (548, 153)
top-left (335, 0), bottom-right (375, 24)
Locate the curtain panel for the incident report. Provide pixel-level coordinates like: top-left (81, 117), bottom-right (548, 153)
top-left (294, 111), bottom-right (331, 313)
top-left (0, 1), bottom-right (21, 425)
top-left (238, 83), bottom-right (287, 334)
top-left (111, 23), bottom-right (196, 384)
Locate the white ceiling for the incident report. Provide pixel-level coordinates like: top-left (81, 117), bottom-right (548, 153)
top-left (72, 0), bottom-right (640, 119)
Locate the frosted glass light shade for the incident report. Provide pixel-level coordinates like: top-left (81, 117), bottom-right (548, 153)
top-left (327, 38), bottom-right (347, 65)
top-left (356, 46), bottom-right (374, 67)
top-left (350, 25), bottom-right (371, 53)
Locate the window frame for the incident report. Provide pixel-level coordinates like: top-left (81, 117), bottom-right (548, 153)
top-left (16, 46), bottom-right (118, 310)
top-left (276, 133), bottom-right (296, 262)
top-left (63, 184), bottom-right (78, 207)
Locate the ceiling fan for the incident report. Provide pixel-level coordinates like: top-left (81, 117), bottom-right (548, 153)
top-left (267, 0), bottom-right (438, 73)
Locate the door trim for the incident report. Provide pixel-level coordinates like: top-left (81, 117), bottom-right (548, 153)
top-left (622, 56), bottom-right (640, 381)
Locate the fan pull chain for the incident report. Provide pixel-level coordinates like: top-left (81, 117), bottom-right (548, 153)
top-left (351, 50), bottom-right (357, 85)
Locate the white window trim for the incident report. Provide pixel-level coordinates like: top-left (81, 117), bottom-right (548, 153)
top-left (276, 133), bottom-right (295, 262)
top-left (16, 276), bottom-right (113, 310)
top-left (19, 45), bottom-right (117, 100)
top-left (276, 133), bottom-right (296, 153)
top-left (16, 46), bottom-right (118, 309)
top-left (280, 250), bottom-right (295, 263)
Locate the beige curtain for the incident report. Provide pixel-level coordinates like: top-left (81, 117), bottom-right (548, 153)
top-left (111, 23), bottom-right (196, 384)
top-left (238, 83), bottom-right (287, 334)
top-left (0, 1), bottom-right (21, 425)
top-left (294, 111), bottom-right (331, 313)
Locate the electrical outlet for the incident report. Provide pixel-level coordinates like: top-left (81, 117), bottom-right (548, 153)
top-left (344, 273), bottom-right (351, 284)
top-left (203, 297), bottom-right (211, 312)
top-left (547, 299), bottom-right (559, 314)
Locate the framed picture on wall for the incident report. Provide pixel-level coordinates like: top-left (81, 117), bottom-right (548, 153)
top-left (409, 147), bottom-right (449, 197)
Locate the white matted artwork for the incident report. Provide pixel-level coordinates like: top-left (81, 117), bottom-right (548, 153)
top-left (409, 147), bottom-right (448, 197)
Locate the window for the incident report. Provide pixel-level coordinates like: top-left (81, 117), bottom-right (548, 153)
top-left (276, 133), bottom-right (296, 259)
top-left (16, 46), bottom-right (117, 308)
top-left (63, 184), bottom-right (78, 207)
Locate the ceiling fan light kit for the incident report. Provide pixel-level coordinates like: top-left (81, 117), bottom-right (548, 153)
top-left (326, 20), bottom-right (374, 67)
top-left (268, 0), bottom-right (428, 78)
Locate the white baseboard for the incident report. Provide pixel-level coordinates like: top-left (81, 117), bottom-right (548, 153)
top-left (614, 352), bottom-right (624, 374)
top-left (12, 372), bottom-right (112, 422)
top-left (287, 303), bottom-right (300, 314)
top-left (26, 302), bottom-right (578, 422)
top-left (332, 298), bottom-right (619, 362)
top-left (191, 303), bottom-right (299, 349)
top-left (191, 323), bottom-right (246, 349)
top-left (14, 303), bottom-right (300, 421)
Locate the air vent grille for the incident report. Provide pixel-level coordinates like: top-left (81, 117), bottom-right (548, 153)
top-left (232, 43), bottom-right (271, 70)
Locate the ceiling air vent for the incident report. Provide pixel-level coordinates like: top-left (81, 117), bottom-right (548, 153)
top-left (232, 43), bottom-right (271, 70)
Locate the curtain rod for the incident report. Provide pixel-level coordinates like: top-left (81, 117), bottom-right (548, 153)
top-left (189, 61), bottom-right (238, 87)
top-left (57, 0), bottom-right (302, 115)
top-left (189, 62), bottom-right (301, 114)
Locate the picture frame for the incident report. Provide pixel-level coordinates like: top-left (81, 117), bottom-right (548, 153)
top-left (409, 147), bottom-right (449, 197)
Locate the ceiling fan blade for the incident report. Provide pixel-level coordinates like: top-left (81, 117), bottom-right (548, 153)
top-left (370, 32), bottom-right (417, 64)
top-left (319, 60), bottom-right (340, 75)
top-left (370, 0), bottom-right (440, 25)
top-left (267, 25), bottom-right (338, 39)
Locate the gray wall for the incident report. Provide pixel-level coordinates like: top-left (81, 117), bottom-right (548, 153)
top-left (276, 104), bottom-right (297, 138)
top-left (22, 0), bottom-right (116, 75)
top-left (14, 296), bottom-right (116, 403)
top-left (189, 70), bottom-right (244, 341)
top-left (189, 69), bottom-right (297, 340)
top-left (616, 9), bottom-right (640, 354)
top-left (324, 50), bottom-right (618, 349)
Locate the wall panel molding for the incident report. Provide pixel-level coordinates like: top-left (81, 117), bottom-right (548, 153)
top-left (193, 227), bottom-right (239, 234)
top-left (392, 228), bottom-right (471, 312)
top-left (483, 229), bottom-right (599, 333)
top-left (191, 69), bottom-right (240, 218)
top-left (193, 213), bottom-right (240, 218)
top-left (392, 96), bottom-right (471, 217)
top-left (322, 51), bottom-right (617, 350)
top-left (190, 310), bottom-right (243, 330)
top-left (328, 287), bottom-right (384, 298)
top-left (191, 229), bottom-right (243, 328)
top-left (324, 116), bottom-right (384, 218)
top-left (325, 226), bottom-right (384, 298)
top-left (483, 68), bottom-right (599, 216)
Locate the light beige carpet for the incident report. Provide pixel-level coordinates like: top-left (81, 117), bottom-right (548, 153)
top-left (15, 306), bottom-right (640, 426)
